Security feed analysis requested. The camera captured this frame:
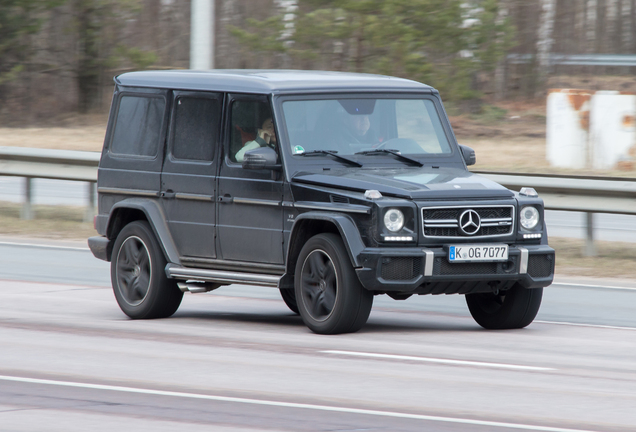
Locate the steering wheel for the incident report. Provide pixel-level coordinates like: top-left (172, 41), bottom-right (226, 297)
top-left (373, 138), bottom-right (422, 153)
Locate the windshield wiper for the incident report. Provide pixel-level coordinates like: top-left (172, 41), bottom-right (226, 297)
top-left (299, 150), bottom-right (363, 167)
top-left (355, 149), bottom-right (423, 167)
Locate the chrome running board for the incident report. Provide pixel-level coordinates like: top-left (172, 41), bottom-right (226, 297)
top-left (166, 264), bottom-right (280, 287)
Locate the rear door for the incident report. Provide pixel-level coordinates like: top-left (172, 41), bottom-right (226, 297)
top-left (160, 91), bottom-right (222, 260)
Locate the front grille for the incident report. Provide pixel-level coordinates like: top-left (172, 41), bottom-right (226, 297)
top-left (528, 254), bottom-right (554, 278)
top-left (422, 205), bottom-right (514, 238)
top-left (380, 257), bottom-right (422, 280)
top-left (434, 255), bottom-right (518, 276)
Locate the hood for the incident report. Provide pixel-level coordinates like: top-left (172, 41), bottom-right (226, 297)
top-left (291, 167), bottom-right (514, 199)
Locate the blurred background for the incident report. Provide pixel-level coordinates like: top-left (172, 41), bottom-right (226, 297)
top-left (1, 1), bottom-right (635, 123)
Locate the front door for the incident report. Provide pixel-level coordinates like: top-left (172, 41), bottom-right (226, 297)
top-left (161, 91), bottom-right (222, 260)
top-left (217, 95), bottom-right (285, 264)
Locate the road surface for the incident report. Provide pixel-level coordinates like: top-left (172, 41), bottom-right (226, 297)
top-left (0, 241), bottom-right (635, 431)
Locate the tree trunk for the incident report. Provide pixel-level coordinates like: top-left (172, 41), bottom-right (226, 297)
top-left (631, 0), bottom-right (636, 53)
top-left (76, 0), bottom-right (100, 113)
top-left (494, 0), bottom-right (510, 101)
top-left (535, 0), bottom-right (556, 97)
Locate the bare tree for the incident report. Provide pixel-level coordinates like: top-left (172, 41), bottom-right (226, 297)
top-left (535, 0), bottom-right (556, 96)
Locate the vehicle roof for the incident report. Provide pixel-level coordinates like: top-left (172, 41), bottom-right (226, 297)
top-left (115, 69), bottom-right (435, 95)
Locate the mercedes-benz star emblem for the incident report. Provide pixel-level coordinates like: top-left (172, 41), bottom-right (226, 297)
top-left (459, 209), bottom-right (481, 235)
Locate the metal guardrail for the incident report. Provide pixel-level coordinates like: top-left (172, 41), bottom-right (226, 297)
top-left (0, 147), bottom-right (99, 221)
top-left (477, 171), bottom-right (636, 215)
top-left (2, 147), bottom-right (636, 254)
top-left (507, 53), bottom-right (636, 67)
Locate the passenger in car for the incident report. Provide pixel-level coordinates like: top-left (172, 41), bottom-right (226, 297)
top-left (235, 117), bottom-right (277, 162)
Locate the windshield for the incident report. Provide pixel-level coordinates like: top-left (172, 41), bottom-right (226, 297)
top-left (281, 97), bottom-right (452, 157)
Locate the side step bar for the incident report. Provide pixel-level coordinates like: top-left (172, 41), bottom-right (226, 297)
top-left (166, 264), bottom-right (281, 288)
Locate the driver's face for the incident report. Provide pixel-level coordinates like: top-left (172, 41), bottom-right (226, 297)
top-left (349, 115), bottom-right (370, 136)
top-left (261, 118), bottom-right (276, 141)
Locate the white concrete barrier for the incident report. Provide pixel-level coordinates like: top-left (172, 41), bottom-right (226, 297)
top-left (547, 89), bottom-right (592, 169)
top-left (547, 89), bottom-right (636, 171)
top-left (589, 91), bottom-right (636, 170)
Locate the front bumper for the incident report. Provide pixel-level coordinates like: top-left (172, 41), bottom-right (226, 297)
top-left (356, 244), bottom-right (554, 295)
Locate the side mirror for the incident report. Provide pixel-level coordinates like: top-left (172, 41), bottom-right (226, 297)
top-left (242, 146), bottom-right (281, 170)
top-left (459, 144), bottom-right (476, 166)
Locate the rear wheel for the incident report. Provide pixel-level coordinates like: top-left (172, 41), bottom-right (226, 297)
top-left (466, 284), bottom-right (542, 329)
top-left (294, 233), bottom-right (373, 334)
top-left (111, 221), bottom-right (183, 319)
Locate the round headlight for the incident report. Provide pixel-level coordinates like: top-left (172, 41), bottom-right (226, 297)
top-left (520, 206), bottom-right (540, 230)
top-left (384, 209), bottom-right (405, 232)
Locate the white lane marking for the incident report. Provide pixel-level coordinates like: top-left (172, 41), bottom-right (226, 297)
top-left (321, 350), bottom-right (554, 371)
top-left (536, 320), bottom-right (636, 331)
top-left (0, 241), bottom-right (89, 251)
top-left (0, 375), bottom-right (598, 432)
top-left (552, 282), bottom-right (636, 291)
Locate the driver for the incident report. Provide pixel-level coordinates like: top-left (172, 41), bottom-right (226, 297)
top-left (236, 117), bottom-right (277, 162)
top-left (341, 114), bottom-right (379, 145)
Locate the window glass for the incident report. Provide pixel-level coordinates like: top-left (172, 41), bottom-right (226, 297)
top-left (395, 99), bottom-right (451, 154)
top-left (111, 95), bottom-right (165, 157)
top-left (229, 100), bottom-right (275, 163)
top-left (172, 96), bottom-right (219, 161)
top-left (282, 98), bottom-right (452, 156)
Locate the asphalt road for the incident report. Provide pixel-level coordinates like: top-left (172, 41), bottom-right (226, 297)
top-left (1, 242), bottom-right (636, 431)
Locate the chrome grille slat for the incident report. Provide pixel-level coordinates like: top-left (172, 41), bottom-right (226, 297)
top-left (422, 205), bottom-right (515, 239)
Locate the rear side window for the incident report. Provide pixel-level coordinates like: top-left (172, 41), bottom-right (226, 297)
top-left (110, 95), bottom-right (165, 157)
top-left (172, 96), bottom-right (220, 161)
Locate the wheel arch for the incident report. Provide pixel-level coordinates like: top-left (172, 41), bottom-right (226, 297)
top-left (106, 199), bottom-right (181, 265)
top-left (285, 212), bottom-right (366, 277)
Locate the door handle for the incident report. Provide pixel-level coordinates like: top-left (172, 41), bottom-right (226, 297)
top-left (218, 194), bottom-right (233, 203)
top-left (161, 190), bottom-right (176, 199)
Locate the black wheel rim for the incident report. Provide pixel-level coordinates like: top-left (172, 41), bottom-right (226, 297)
top-left (116, 236), bottom-right (152, 306)
top-left (300, 250), bottom-right (337, 322)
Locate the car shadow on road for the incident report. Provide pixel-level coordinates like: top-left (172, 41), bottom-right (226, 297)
top-left (171, 309), bottom-right (490, 334)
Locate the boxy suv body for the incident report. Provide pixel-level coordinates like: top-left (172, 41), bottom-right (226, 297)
top-left (89, 70), bottom-right (554, 334)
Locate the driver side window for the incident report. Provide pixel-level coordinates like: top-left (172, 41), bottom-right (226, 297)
top-left (229, 100), bottom-right (277, 163)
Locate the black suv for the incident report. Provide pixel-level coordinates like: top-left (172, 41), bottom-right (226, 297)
top-left (89, 70), bottom-right (554, 334)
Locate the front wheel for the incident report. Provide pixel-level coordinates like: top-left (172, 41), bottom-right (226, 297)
top-left (111, 221), bottom-right (183, 319)
top-left (294, 233), bottom-right (373, 334)
top-left (466, 284), bottom-right (542, 329)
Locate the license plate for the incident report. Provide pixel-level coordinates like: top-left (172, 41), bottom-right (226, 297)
top-left (448, 244), bottom-right (508, 262)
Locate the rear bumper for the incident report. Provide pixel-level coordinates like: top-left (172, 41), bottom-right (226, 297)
top-left (88, 236), bottom-right (112, 262)
top-left (355, 244), bottom-right (554, 294)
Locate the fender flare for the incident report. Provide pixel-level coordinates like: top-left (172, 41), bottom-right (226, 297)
top-left (286, 212), bottom-right (366, 274)
top-left (107, 198), bottom-right (181, 265)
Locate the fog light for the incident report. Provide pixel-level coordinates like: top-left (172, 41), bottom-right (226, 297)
top-left (523, 233), bottom-right (542, 239)
top-left (384, 236), bottom-right (414, 241)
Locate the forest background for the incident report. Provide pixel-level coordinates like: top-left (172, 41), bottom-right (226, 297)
top-left (1, 0), bottom-right (636, 126)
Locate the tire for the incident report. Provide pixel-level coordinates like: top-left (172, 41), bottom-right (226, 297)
top-left (110, 221), bottom-right (183, 319)
top-left (279, 288), bottom-right (299, 314)
top-left (466, 284), bottom-right (543, 330)
top-left (294, 233), bottom-right (373, 334)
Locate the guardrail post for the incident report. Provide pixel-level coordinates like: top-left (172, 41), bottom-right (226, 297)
top-left (20, 177), bottom-right (33, 220)
top-left (584, 212), bottom-right (596, 257)
top-left (84, 181), bottom-right (96, 223)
